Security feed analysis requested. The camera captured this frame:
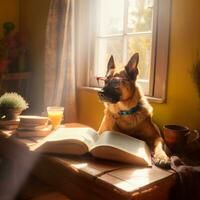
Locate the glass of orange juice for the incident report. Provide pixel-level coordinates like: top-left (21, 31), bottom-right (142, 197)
top-left (47, 107), bottom-right (64, 129)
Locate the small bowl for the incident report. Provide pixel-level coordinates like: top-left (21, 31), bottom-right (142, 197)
top-left (19, 115), bottom-right (49, 125)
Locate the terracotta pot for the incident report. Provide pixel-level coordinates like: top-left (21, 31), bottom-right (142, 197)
top-left (0, 107), bottom-right (23, 120)
top-left (0, 59), bottom-right (10, 73)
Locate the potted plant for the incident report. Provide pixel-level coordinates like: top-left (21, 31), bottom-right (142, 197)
top-left (0, 92), bottom-right (29, 120)
top-left (0, 22), bottom-right (15, 73)
top-left (0, 22), bottom-right (27, 73)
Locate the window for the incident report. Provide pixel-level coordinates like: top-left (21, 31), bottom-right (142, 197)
top-left (76, 0), bottom-right (171, 101)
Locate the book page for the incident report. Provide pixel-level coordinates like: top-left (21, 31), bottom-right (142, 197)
top-left (91, 131), bottom-right (151, 166)
top-left (32, 127), bottom-right (99, 151)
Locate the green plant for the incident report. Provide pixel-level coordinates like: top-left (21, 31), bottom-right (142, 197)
top-left (0, 22), bottom-right (27, 71)
top-left (192, 58), bottom-right (200, 97)
top-left (0, 92), bottom-right (29, 110)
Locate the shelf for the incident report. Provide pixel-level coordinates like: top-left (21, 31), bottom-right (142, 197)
top-left (1, 72), bottom-right (31, 80)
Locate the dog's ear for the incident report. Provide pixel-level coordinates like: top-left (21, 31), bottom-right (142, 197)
top-left (125, 53), bottom-right (139, 80)
top-left (106, 55), bottom-right (115, 75)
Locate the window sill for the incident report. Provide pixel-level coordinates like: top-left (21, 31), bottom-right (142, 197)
top-left (78, 86), bottom-right (165, 103)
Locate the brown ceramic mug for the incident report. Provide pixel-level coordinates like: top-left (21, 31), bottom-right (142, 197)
top-left (163, 125), bottom-right (199, 153)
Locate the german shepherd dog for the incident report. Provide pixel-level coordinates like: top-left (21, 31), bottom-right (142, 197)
top-left (97, 53), bottom-right (170, 168)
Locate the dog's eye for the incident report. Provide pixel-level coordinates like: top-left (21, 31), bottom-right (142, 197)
top-left (108, 79), bottom-right (121, 88)
top-left (122, 79), bottom-right (129, 84)
top-left (110, 79), bottom-right (119, 84)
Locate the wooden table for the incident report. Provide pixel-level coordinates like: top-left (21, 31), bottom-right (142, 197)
top-left (0, 124), bottom-right (176, 200)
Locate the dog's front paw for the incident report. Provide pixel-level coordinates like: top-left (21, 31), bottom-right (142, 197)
top-left (154, 151), bottom-right (171, 169)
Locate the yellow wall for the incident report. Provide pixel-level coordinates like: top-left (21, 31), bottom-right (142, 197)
top-left (78, 0), bottom-right (200, 130)
top-left (0, 0), bottom-right (19, 37)
top-left (19, 0), bottom-right (50, 112)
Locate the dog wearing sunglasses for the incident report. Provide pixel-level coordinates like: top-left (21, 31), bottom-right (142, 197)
top-left (97, 53), bottom-right (170, 168)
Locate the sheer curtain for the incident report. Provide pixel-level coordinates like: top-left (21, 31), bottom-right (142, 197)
top-left (44, 0), bottom-right (77, 122)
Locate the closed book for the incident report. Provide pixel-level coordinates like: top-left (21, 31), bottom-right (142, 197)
top-left (19, 115), bottom-right (49, 125)
top-left (16, 126), bottom-right (52, 137)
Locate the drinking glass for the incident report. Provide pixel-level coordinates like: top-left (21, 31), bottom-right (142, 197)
top-left (47, 107), bottom-right (64, 129)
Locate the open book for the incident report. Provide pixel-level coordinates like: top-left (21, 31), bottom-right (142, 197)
top-left (31, 127), bottom-right (152, 166)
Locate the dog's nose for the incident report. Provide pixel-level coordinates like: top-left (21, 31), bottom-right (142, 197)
top-left (99, 93), bottom-right (104, 99)
top-left (98, 89), bottom-right (106, 99)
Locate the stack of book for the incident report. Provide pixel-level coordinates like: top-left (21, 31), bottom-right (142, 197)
top-left (15, 115), bottom-right (52, 137)
top-left (0, 119), bottom-right (20, 130)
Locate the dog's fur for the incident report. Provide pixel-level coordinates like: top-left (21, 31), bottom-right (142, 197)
top-left (98, 53), bottom-right (170, 167)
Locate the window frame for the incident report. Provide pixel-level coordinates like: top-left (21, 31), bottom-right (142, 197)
top-left (151, 0), bottom-right (171, 100)
top-left (76, 0), bottom-right (171, 102)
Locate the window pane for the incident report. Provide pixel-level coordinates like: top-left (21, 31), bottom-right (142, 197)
top-left (128, 0), bottom-right (154, 33)
top-left (95, 37), bottom-right (123, 77)
top-left (98, 0), bottom-right (124, 35)
top-left (128, 35), bottom-right (152, 80)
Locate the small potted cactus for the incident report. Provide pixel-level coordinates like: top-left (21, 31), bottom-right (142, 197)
top-left (0, 92), bottom-right (29, 120)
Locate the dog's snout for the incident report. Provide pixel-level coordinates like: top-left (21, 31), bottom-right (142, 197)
top-left (98, 88), bottom-right (106, 99)
top-left (98, 89), bottom-right (105, 97)
top-left (98, 87), bottom-right (121, 103)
